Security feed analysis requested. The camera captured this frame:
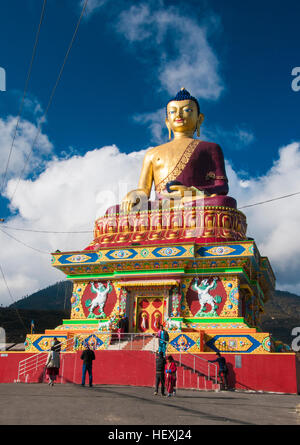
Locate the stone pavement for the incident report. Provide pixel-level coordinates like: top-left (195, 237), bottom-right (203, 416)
top-left (0, 383), bottom-right (299, 425)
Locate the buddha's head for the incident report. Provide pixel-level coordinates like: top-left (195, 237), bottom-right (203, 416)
top-left (166, 88), bottom-right (204, 139)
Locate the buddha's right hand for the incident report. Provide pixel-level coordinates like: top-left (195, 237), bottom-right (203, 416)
top-left (121, 189), bottom-right (148, 213)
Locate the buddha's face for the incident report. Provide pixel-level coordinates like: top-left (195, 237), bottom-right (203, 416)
top-left (166, 99), bottom-right (203, 135)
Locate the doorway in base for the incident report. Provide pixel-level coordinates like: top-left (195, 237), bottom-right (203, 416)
top-left (135, 296), bottom-right (164, 334)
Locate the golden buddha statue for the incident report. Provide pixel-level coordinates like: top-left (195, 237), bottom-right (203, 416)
top-left (121, 88), bottom-right (230, 214)
top-left (88, 89), bottom-right (245, 249)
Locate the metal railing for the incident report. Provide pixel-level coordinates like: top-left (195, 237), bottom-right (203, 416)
top-left (17, 335), bottom-right (76, 383)
top-left (17, 331), bottom-right (218, 387)
top-left (106, 332), bottom-right (155, 350)
top-left (107, 332), bottom-right (218, 384)
top-left (177, 349), bottom-right (218, 385)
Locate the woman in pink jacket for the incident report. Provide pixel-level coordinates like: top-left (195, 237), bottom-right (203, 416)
top-left (165, 355), bottom-right (177, 397)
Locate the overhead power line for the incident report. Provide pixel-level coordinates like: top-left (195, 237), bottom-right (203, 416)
top-left (8, 0), bottom-right (89, 204)
top-left (0, 264), bottom-right (28, 333)
top-left (1, 225), bottom-right (93, 234)
top-left (0, 0), bottom-right (47, 194)
top-left (1, 189), bottom-right (300, 235)
top-left (0, 227), bottom-right (49, 254)
top-left (237, 191), bottom-right (300, 210)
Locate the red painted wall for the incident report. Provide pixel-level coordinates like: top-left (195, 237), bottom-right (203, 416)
top-left (1, 351), bottom-right (299, 394)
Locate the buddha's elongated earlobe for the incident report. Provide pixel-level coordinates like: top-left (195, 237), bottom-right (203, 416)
top-left (165, 119), bottom-right (172, 140)
top-left (197, 113), bottom-right (204, 138)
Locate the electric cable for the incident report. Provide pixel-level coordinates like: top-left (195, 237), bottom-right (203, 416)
top-left (237, 191), bottom-right (300, 210)
top-left (1, 0), bottom-right (47, 194)
top-left (0, 227), bottom-right (49, 254)
top-left (1, 225), bottom-right (93, 234)
top-left (2, 188), bottom-right (300, 234)
top-left (0, 264), bottom-right (28, 333)
top-left (8, 0), bottom-right (89, 204)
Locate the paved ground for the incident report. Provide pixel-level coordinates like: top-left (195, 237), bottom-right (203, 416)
top-left (0, 384), bottom-right (299, 425)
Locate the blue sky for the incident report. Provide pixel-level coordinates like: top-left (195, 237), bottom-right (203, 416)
top-left (1, 0), bottom-right (299, 176)
top-left (0, 0), bottom-right (300, 304)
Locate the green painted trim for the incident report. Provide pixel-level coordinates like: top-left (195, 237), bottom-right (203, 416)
top-left (184, 267), bottom-right (245, 275)
top-left (66, 269), bottom-right (185, 280)
top-left (243, 271), bottom-right (251, 285)
top-left (243, 319), bottom-right (254, 329)
top-left (173, 317), bottom-right (246, 323)
top-left (66, 267), bottom-right (248, 280)
top-left (113, 268), bottom-right (185, 275)
top-left (250, 279), bottom-right (264, 297)
top-left (62, 319), bottom-right (101, 325)
top-left (64, 317), bottom-right (249, 326)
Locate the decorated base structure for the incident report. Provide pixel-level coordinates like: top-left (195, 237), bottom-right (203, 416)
top-left (19, 201), bottom-right (300, 392)
top-left (25, 200), bottom-right (277, 357)
top-left (18, 87), bottom-right (300, 393)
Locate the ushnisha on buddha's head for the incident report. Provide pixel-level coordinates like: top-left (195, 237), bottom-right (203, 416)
top-left (166, 88), bottom-right (204, 139)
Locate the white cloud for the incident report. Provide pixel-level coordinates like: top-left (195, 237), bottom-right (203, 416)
top-left (1, 136), bottom-right (300, 306)
top-left (202, 125), bottom-right (255, 150)
top-left (80, 0), bottom-right (109, 18)
top-left (23, 96), bottom-right (44, 118)
top-left (133, 110), bottom-right (255, 149)
top-left (116, 3), bottom-right (223, 100)
top-left (0, 116), bottom-right (53, 189)
top-left (227, 142), bottom-right (300, 294)
top-left (117, 2), bottom-right (226, 143)
top-left (0, 144), bottom-right (146, 306)
top-left (133, 108), bottom-right (166, 144)
top-left (8, 90), bottom-right (45, 122)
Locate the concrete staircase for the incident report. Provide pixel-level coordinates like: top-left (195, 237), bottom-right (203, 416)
top-left (175, 361), bottom-right (220, 391)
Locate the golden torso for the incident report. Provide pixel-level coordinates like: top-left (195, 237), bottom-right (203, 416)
top-left (138, 137), bottom-right (195, 192)
top-left (121, 96), bottom-right (204, 212)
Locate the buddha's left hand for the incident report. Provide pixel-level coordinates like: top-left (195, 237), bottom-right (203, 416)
top-left (168, 185), bottom-right (206, 198)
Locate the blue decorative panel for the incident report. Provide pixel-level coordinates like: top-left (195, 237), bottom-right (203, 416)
top-left (196, 245), bottom-right (246, 257)
top-left (170, 334), bottom-right (196, 352)
top-left (105, 249), bottom-right (138, 260)
top-left (205, 335), bottom-right (261, 353)
top-left (83, 334), bottom-right (104, 348)
top-left (32, 335), bottom-right (67, 352)
top-left (152, 246), bottom-right (187, 258)
top-left (58, 253), bottom-right (99, 264)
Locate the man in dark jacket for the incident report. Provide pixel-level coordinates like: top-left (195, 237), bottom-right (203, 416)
top-left (80, 344), bottom-right (95, 387)
top-left (209, 352), bottom-right (229, 389)
top-left (154, 351), bottom-right (166, 396)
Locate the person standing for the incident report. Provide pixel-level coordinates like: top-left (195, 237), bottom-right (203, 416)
top-left (154, 351), bottom-right (166, 396)
top-left (209, 352), bottom-right (229, 389)
top-left (117, 315), bottom-right (127, 341)
top-left (52, 337), bottom-right (61, 352)
top-left (156, 324), bottom-right (169, 356)
top-left (46, 346), bottom-right (60, 386)
top-left (123, 315), bottom-right (129, 333)
top-left (80, 344), bottom-right (95, 387)
top-left (165, 355), bottom-right (177, 397)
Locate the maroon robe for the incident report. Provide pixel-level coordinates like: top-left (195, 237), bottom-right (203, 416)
top-left (104, 140), bottom-right (234, 216)
top-left (165, 361), bottom-right (177, 394)
top-left (155, 140), bottom-right (228, 198)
